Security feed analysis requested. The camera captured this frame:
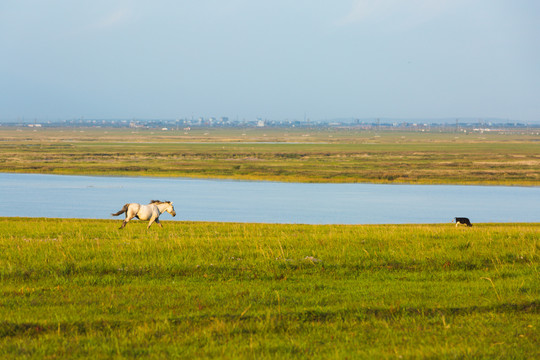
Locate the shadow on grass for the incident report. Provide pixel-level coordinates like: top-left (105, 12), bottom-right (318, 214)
top-left (2, 300), bottom-right (538, 338)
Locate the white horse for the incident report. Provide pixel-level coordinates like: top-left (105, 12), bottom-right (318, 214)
top-left (112, 200), bottom-right (176, 229)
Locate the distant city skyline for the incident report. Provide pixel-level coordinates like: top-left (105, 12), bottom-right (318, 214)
top-left (1, 1), bottom-right (539, 123)
top-left (4, 116), bottom-right (536, 129)
top-left (1, 115), bottom-right (533, 125)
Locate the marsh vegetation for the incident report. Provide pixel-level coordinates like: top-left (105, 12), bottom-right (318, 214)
top-left (1, 127), bottom-right (538, 185)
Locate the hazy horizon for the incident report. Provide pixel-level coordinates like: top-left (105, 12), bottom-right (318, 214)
top-left (1, 116), bottom-right (537, 125)
top-left (1, 1), bottom-right (539, 123)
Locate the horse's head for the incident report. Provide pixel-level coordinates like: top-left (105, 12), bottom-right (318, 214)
top-left (152, 200), bottom-right (176, 217)
top-left (165, 201), bottom-right (176, 217)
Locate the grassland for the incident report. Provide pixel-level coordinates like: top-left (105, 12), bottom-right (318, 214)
top-left (1, 127), bottom-right (538, 358)
top-left (0, 218), bottom-right (538, 359)
top-left (0, 127), bottom-right (538, 185)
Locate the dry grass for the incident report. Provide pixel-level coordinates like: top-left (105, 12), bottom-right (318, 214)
top-left (1, 127), bottom-right (539, 185)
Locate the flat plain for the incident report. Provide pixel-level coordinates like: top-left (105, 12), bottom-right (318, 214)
top-left (0, 218), bottom-right (538, 359)
top-left (1, 126), bottom-right (539, 358)
top-left (0, 127), bottom-right (538, 185)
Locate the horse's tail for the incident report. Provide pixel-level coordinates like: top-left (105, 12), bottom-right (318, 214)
top-left (112, 204), bottom-right (129, 217)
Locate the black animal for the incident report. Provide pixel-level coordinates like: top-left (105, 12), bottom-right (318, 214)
top-left (453, 217), bottom-right (472, 227)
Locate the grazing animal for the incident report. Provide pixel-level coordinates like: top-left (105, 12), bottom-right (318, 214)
top-left (112, 200), bottom-right (176, 229)
top-left (453, 217), bottom-right (472, 227)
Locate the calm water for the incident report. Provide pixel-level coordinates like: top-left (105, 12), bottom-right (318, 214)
top-left (1, 173), bottom-right (538, 224)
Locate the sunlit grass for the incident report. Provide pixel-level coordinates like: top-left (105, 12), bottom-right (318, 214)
top-left (1, 218), bottom-right (538, 358)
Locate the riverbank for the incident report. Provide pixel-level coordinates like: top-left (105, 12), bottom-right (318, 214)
top-left (1, 127), bottom-right (538, 186)
top-left (1, 218), bottom-right (538, 358)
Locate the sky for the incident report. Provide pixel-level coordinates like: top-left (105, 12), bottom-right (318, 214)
top-left (1, 0), bottom-right (539, 122)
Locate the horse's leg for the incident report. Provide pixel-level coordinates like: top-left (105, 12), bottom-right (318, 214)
top-left (121, 209), bottom-right (136, 229)
top-left (147, 215), bottom-right (164, 229)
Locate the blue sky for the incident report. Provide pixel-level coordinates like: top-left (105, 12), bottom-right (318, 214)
top-left (1, 0), bottom-right (539, 122)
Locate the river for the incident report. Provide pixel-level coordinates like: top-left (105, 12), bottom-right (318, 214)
top-left (1, 173), bottom-right (538, 224)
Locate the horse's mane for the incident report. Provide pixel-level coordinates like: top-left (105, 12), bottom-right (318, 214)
top-left (150, 200), bottom-right (171, 204)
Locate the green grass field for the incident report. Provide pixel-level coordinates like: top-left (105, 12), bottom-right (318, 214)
top-left (1, 127), bottom-right (538, 185)
top-left (1, 218), bottom-right (538, 359)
